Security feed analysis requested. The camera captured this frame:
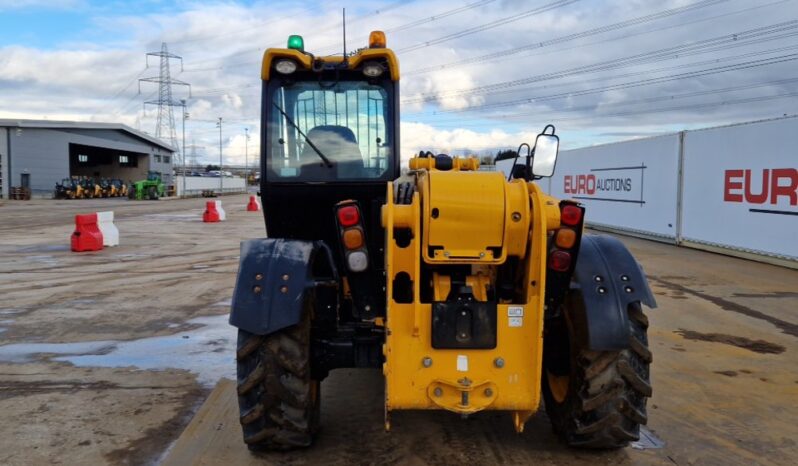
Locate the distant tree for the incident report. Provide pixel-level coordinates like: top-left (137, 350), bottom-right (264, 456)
top-left (494, 150), bottom-right (518, 162)
top-left (205, 164), bottom-right (220, 172)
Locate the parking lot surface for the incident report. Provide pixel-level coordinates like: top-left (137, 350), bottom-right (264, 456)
top-left (0, 196), bottom-right (795, 465)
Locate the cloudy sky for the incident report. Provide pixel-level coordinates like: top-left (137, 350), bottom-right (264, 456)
top-left (1, 0), bottom-right (797, 166)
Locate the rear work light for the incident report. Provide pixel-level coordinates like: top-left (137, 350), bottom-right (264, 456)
top-left (548, 250), bottom-right (572, 272)
top-left (362, 61), bottom-right (384, 78)
top-left (274, 59), bottom-right (297, 74)
top-left (337, 205), bottom-right (360, 227)
top-left (561, 204), bottom-right (583, 226)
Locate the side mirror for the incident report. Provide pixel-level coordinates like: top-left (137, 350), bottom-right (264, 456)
top-left (532, 131), bottom-right (559, 177)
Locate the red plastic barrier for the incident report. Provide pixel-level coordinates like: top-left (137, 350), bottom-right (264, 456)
top-left (247, 195), bottom-right (260, 212)
top-left (71, 213), bottom-right (104, 252)
top-left (203, 201), bottom-right (220, 223)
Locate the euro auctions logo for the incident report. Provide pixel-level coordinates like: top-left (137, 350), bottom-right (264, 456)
top-left (724, 168), bottom-right (797, 216)
top-left (563, 165), bottom-right (645, 205)
top-left (564, 174), bottom-right (633, 195)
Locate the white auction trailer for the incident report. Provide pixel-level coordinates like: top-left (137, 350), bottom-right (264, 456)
top-left (511, 115), bottom-right (797, 269)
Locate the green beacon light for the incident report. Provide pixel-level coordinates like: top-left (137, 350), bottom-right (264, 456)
top-left (287, 35), bottom-right (304, 51)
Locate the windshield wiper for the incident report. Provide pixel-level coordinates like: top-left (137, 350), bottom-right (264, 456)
top-left (272, 101), bottom-right (333, 168)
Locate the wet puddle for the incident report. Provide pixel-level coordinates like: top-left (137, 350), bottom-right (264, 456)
top-left (0, 340), bottom-right (117, 362)
top-left (0, 315), bottom-right (234, 386)
top-left (631, 426), bottom-right (665, 450)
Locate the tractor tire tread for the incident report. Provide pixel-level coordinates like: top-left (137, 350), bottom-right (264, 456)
top-left (235, 314), bottom-right (318, 451)
top-left (543, 301), bottom-right (652, 449)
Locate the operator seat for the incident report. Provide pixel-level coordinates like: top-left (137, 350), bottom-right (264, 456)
top-left (300, 125), bottom-right (364, 178)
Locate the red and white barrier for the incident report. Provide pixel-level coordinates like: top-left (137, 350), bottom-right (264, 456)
top-left (71, 213), bottom-right (104, 252)
top-left (215, 200), bottom-right (226, 221)
top-left (246, 195), bottom-right (261, 212)
top-left (203, 201), bottom-right (221, 222)
top-left (97, 211), bottom-right (119, 247)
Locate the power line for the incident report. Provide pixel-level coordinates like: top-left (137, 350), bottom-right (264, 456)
top-left (402, 21), bottom-right (798, 109)
top-left (418, 77), bottom-right (798, 124)
top-left (404, 44), bottom-right (798, 112)
top-left (156, 1), bottom-right (792, 112)
top-left (180, 0), bottom-right (415, 71)
top-left (424, 91), bottom-right (798, 129)
top-left (312, 0), bottom-right (500, 55)
top-left (165, 3), bottom-right (329, 47)
top-left (403, 0), bottom-right (737, 76)
top-left (396, 0), bottom-right (582, 54)
top-left (540, 91), bottom-right (798, 122)
top-left (91, 66), bottom-right (149, 118)
top-left (417, 50), bottom-right (798, 119)
top-left (180, 0), bottom-right (579, 75)
top-left (179, 0), bottom-right (762, 101)
top-left (386, 0), bottom-right (498, 33)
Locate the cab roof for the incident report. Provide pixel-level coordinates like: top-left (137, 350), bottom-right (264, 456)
top-left (261, 32), bottom-right (400, 81)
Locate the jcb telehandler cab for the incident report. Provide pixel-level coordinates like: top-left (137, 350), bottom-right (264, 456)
top-left (230, 32), bottom-right (656, 451)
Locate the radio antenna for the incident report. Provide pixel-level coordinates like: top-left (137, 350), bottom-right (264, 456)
top-left (342, 8), bottom-right (347, 60)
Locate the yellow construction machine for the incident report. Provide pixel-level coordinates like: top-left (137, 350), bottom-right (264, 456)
top-left (229, 32), bottom-right (656, 451)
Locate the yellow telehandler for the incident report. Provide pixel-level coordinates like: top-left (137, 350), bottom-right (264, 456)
top-left (229, 31), bottom-right (655, 451)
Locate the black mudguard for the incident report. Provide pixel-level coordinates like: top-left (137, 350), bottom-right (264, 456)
top-left (568, 235), bottom-right (657, 351)
top-left (229, 238), bottom-right (334, 336)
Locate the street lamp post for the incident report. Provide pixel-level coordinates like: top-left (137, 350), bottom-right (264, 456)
top-left (181, 99), bottom-right (188, 198)
top-left (217, 117), bottom-right (223, 195)
top-left (244, 127), bottom-right (249, 187)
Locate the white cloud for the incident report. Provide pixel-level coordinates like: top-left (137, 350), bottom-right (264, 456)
top-left (401, 121), bottom-right (538, 162)
top-left (1, 0), bottom-right (796, 165)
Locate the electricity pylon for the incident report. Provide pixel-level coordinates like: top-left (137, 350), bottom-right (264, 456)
top-left (139, 43), bottom-right (191, 165)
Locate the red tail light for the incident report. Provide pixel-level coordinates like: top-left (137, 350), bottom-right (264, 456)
top-left (548, 250), bottom-right (571, 272)
top-left (337, 205), bottom-right (360, 227)
top-left (561, 205), bottom-right (582, 226)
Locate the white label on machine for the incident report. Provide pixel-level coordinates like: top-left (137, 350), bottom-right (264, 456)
top-left (509, 317), bottom-right (523, 327)
top-left (508, 306), bottom-right (524, 317)
top-left (456, 355), bottom-right (468, 372)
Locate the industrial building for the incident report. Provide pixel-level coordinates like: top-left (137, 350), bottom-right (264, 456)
top-left (0, 119), bottom-right (175, 199)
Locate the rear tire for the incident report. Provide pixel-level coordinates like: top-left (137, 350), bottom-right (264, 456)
top-left (542, 300), bottom-right (652, 448)
top-left (235, 311), bottom-right (320, 451)
top-left (147, 185), bottom-right (158, 200)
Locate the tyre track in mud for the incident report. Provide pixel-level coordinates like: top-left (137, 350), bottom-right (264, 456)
top-left (650, 275), bottom-right (798, 338)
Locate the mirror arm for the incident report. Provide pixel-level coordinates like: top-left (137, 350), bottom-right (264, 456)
top-left (509, 142), bottom-right (532, 182)
top-left (524, 147), bottom-right (535, 182)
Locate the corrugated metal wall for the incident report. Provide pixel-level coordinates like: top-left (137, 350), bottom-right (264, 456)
top-left (4, 126), bottom-right (175, 197)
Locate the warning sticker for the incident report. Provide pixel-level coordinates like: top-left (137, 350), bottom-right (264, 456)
top-left (508, 306), bottom-right (524, 317)
top-left (509, 316), bottom-right (523, 327)
top-left (456, 355), bottom-right (469, 372)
